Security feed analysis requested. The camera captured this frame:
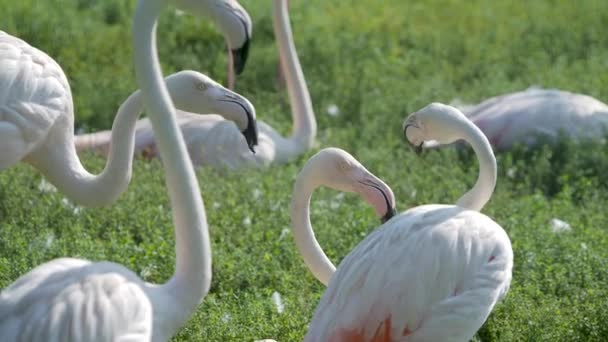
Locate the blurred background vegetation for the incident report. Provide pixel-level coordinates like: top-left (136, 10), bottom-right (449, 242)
top-left (1, 0), bottom-right (607, 340)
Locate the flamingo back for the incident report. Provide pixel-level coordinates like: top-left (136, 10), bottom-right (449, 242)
top-left (0, 32), bottom-right (72, 164)
top-left (0, 258), bottom-right (152, 342)
top-left (305, 204), bottom-right (513, 342)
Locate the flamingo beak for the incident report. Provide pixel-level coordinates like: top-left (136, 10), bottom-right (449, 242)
top-left (242, 113), bottom-right (258, 154)
top-left (231, 35), bottom-right (250, 75)
top-left (381, 206), bottom-right (397, 223)
top-left (403, 124), bottom-right (424, 156)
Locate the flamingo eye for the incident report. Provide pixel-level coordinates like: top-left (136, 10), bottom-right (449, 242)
top-left (339, 160), bottom-right (353, 172)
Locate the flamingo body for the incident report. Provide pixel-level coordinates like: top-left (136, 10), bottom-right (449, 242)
top-left (0, 258), bottom-right (155, 341)
top-left (462, 88), bottom-right (608, 150)
top-left (77, 0), bottom-right (316, 170)
top-left (0, 31), bottom-right (71, 170)
top-left (116, 115), bottom-right (290, 168)
top-left (0, 0), bottom-right (258, 339)
top-left (306, 205), bottom-right (512, 342)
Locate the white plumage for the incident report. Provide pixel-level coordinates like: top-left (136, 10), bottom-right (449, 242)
top-left (0, 31), bottom-right (255, 207)
top-left (451, 87), bottom-right (608, 150)
top-left (0, 0), bottom-right (256, 340)
top-left (306, 205), bottom-right (512, 341)
top-left (76, 0), bottom-right (316, 171)
top-left (294, 104), bottom-right (512, 341)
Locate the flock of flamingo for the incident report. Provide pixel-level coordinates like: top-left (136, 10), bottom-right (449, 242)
top-left (0, 0), bottom-right (605, 341)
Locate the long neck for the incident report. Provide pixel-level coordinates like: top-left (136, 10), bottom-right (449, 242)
top-left (290, 172), bottom-right (335, 286)
top-left (455, 119), bottom-right (497, 211)
top-left (73, 91), bottom-right (144, 154)
top-left (273, 0), bottom-right (316, 154)
top-left (132, 0), bottom-right (211, 329)
top-left (25, 91), bottom-right (143, 207)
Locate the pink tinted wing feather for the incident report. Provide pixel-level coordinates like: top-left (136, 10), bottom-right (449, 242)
top-left (305, 205), bottom-right (512, 342)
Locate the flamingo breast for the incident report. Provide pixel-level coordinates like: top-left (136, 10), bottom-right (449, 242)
top-left (305, 205), bottom-right (513, 342)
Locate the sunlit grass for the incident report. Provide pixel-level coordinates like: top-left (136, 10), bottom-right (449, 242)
top-left (1, 0), bottom-right (607, 340)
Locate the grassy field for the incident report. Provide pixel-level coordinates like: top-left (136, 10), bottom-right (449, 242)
top-left (1, 0), bottom-right (608, 340)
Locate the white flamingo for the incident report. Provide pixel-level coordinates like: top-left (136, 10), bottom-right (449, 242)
top-left (0, 31), bottom-right (256, 207)
top-left (0, 0), bottom-right (257, 340)
top-left (423, 87), bottom-right (608, 151)
top-left (76, 0), bottom-right (316, 170)
top-left (291, 148), bottom-right (397, 286)
top-left (293, 103), bottom-right (513, 341)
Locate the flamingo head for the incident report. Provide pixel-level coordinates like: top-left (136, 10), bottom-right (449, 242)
top-left (403, 102), bottom-right (468, 155)
top-left (165, 70), bottom-right (258, 152)
top-left (303, 148), bottom-right (397, 223)
top-left (174, 0), bottom-right (252, 75)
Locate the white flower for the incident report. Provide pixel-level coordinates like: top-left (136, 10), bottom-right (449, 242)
top-left (507, 168), bottom-right (516, 179)
top-left (62, 198), bottom-right (82, 215)
top-left (38, 179), bottom-right (57, 193)
top-left (213, 202), bottom-right (221, 209)
top-left (549, 218), bottom-right (571, 233)
top-left (271, 291), bottom-right (284, 314)
top-left (278, 228), bottom-right (290, 241)
top-left (221, 313), bottom-right (232, 323)
top-left (326, 104), bottom-right (340, 117)
top-left (580, 242), bottom-right (588, 251)
top-left (243, 216), bottom-right (252, 226)
top-left (253, 188), bottom-right (263, 200)
top-left (45, 234), bottom-right (55, 249)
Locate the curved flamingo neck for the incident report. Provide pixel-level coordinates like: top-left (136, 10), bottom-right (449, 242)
top-left (291, 167), bottom-right (336, 286)
top-left (74, 90), bottom-right (144, 153)
top-left (25, 91), bottom-right (142, 207)
top-left (454, 119), bottom-right (497, 211)
top-left (273, 0), bottom-right (316, 157)
top-left (132, 0), bottom-right (210, 332)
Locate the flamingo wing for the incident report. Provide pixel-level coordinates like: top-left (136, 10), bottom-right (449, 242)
top-left (0, 32), bottom-right (71, 151)
top-left (305, 205), bottom-right (513, 342)
top-left (0, 258), bottom-right (152, 342)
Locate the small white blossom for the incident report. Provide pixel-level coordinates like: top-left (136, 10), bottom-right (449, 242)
top-left (580, 242), bottom-right (588, 250)
top-left (326, 104), bottom-right (340, 117)
top-left (62, 198), bottom-right (82, 215)
top-left (507, 168), bottom-right (516, 179)
top-left (213, 202), bottom-right (221, 209)
top-left (45, 234), bottom-right (55, 249)
top-left (38, 179), bottom-right (57, 193)
top-left (278, 228), bottom-right (290, 241)
top-left (271, 291), bottom-right (284, 314)
top-left (243, 216), bottom-right (252, 226)
top-left (253, 188), bottom-right (263, 200)
top-left (549, 218), bottom-right (571, 233)
top-left (221, 313), bottom-right (232, 323)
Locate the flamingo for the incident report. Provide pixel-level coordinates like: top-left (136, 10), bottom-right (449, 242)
top-left (76, 0), bottom-right (316, 170)
top-left (0, 31), bottom-right (256, 207)
top-left (291, 147), bottom-right (397, 286)
top-left (423, 87), bottom-right (608, 151)
top-left (0, 0), bottom-right (257, 340)
top-left (293, 103), bottom-right (512, 341)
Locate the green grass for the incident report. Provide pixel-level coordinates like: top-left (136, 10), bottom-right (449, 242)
top-left (1, 0), bottom-right (608, 340)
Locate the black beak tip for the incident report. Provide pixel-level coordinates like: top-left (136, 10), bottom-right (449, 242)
top-left (381, 207), bottom-right (397, 224)
top-left (242, 115), bottom-right (258, 154)
top-left (231, 37), bottom-right (250, 75)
